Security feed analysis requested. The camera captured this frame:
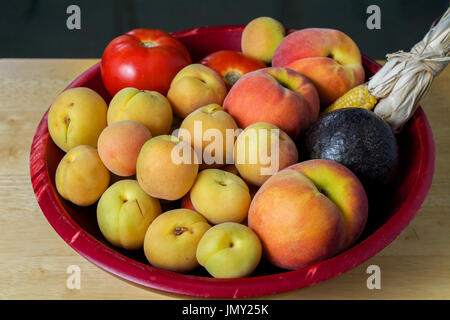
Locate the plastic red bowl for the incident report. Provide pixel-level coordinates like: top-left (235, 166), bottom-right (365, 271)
top-left (30, 25), bottom-right (435, 298)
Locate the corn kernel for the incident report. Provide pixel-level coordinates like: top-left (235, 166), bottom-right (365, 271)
top-left (321, 84), bottom-right (377, 115)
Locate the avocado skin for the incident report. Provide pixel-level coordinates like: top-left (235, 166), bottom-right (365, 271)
top-left (304, 108), bottom-right (399, 185)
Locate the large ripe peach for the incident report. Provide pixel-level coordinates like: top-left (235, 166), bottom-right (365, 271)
top-left (196, 222), bottom-right (262, 278)
top-left (97, 120), bottom-right (152, 176)
top-left (144, 209), bottom-right (211, 273)
top-left (55, 145), bottom-right (110, 206)
top-left (48, 87), bottom-right (107, 152)
top-left (241, 17), bottom-right (286, 64)
top-left (136, 135), bottom-right (198, 200)
top-left (97, 180), bottom-right (161, 250)
top-left (167, 64), bottom-right (227, 118)
top-left (248, 159), bottom-right (368, 270)
top-left (178, 104), bottom-right (239, 169)
top-left (294, 160), bottom-right (368, 249)
top-left (234, 122), bottom-right (298, 186)
top-left (223, 67), bottom-right (319, 138)
top-left (107, 87), bottom-right (173, 136)
top-left (272, 28), bottom-right (365, 105)
top-left (189, 169), bottom-right (251, 224)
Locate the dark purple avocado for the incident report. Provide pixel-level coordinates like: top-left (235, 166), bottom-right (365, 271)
top-left (304, 108), bottom-right (399, 185)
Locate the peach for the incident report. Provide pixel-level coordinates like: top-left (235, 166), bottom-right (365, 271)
top-left (136, 135), bottom-right (198, 200)
top-left (55, 145), bottom-right (110, 206)
top-left (97, 120), bottom-right (152, 176)
top-left (189, 169), bottom-right (251, 224)
top-left (248, 159), bottom-right (368, 270)
top-left (178, 104), bottom-right (239, 169)
top-left (144, 209), bottom-right (211, 273)
top-left (272, 28), bottom-right (365, 105)
top-left (48, 87), bottom-right (107, 152)
top-left (196, 222), bottom-right (262, 278)
top-left (241, 17), bottom-right (286, 64)
top-left (107, 87), bottom-right (173, 136)
top-left (97, 179), bottom-right (161, 250)
top-left (234, 122), bottom-right (298, 186)
top-left (223, 67), bottom-right (319, 138)
top-left (167, 64), bottom-right (227, 118)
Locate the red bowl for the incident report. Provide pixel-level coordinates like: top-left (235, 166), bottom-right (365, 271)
top-left (30, 25), bottom-right (435, 298)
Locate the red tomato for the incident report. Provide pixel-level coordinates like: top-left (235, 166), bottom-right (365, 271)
top-left (101, 29), bottom-right (191, 96)
top-left (200, 50), bottom-right (266, 88)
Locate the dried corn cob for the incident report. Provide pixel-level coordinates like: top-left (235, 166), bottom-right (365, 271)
top-left (371, 7), bottom-right (450, 132)
top-left (321, 84), bottom-right (377, 115)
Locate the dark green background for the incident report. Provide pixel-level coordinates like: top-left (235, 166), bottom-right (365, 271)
top-left (0, 0), bottom-right (448, 59)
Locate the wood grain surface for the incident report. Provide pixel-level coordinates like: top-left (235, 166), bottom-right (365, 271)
top-left (0, 58), bottom-right (449, 300)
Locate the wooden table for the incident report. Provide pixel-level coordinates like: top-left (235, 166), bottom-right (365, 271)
top-left (0, 59), bottom-right (449, 300)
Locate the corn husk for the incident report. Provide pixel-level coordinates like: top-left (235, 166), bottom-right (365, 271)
top-left (369, 7), bottom-right (450, 132)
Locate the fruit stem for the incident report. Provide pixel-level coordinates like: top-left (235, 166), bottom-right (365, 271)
top-left (173, 227), bottom-right (189, 236)
top-left (141, 41), bottom-right (157, 48)
top-left (224, 70), bottom-right (242, 86)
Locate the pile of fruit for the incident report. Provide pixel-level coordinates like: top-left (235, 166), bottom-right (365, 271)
top-left (47, 17), bottom-right (400, 278)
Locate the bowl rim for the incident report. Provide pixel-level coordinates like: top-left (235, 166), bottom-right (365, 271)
top-left (29, 25), bottom-right (436, 298)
